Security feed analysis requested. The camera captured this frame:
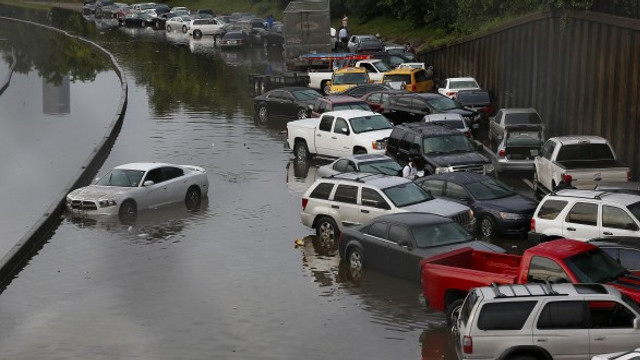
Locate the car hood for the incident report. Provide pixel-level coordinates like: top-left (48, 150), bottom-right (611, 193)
top-left (401, 198), bottom-right (470, 217)
top-left (479, 195), bottom-right (538, 214)
top-left (443, 108), bottom-right (477, 117)
top-left (425, 151), bottom-right (489, 167)
top-left (356, 129), bottom-right (393, 141)
top-left (68, 185), bottom-right (131, 199)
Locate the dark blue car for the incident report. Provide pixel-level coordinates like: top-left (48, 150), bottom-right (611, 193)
top-left (414, 172), bottom-right (539, 237)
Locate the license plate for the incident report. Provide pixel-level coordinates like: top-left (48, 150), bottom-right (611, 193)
top-left (229, 40), bottom-right (237, 44)
top-left (530, 149), bottom-right (539, 156)
top-left (472, 123), bottom-right (479, 129)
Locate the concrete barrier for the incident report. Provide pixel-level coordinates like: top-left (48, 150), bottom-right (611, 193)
top-left (0, 17), bottom-right (128, 288)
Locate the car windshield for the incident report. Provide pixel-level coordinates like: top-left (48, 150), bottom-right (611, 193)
top-left (565, 248), bottom-right (628, 283)
top-left (450, 80), bottom-right (479, 89)
top-left (333, 103), bottom-right (371, 112)
top-left (555, 143), bottom-right (615, 162)
top-left (412, 222), bottom-right (473, 248)
top-left (382, 182), bottom-right (434, 207)
top-left (456, 91), bottom-right (490, 106)
top-left (97, 169), bottom-right (145, 187)
top-left (349, 114), bottom-right (392, 133)
top-left (359, 160), bottom-right (402, 176)
top-left (505, 129), bottom-right (543, 147)
top-left (627, 202), bottom-right (640, 223)
top-left (431, 119), bottom-right (465, 129)
top-left (466, 178), bottom-right (516, 200)
top-left (423, 134), bottom-right (475, 155)
top-left (504, 112), bottom-right (542, 126)
top-left (427, 96), bottom-right (461, 111)
top-left (372, 62), bottom-right (391, 72)
top-left (333, 73), bottom-right (368, 85)
top-left (292, 89), bottom-right (321, 101)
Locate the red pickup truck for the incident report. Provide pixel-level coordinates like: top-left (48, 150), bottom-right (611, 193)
top-left (419, 238), bottom-right (640, 325)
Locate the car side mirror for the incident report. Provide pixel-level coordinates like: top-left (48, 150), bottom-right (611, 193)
top-left (376, 201), bottom-right (391, 210)
top-left (626, 223), bottom-right (639, 231)
top-left (634, 318), bottom-right (640, 329)
top-left (339, 127), bottom-right (349, 135)
top-left (143, 180), bottom-right (155, 186)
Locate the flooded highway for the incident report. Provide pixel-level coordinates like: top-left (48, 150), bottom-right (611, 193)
top-left (0, 9), bottom-right (535, 360)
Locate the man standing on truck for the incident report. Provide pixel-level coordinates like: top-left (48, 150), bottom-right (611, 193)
top-left (338, 26), bottom-right (349, 51)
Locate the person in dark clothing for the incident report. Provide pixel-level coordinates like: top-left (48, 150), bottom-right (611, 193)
top-left (554, 174), bottom-right (576, 191)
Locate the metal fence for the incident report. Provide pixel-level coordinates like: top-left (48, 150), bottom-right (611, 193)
top-left (421, 11), bottom-right (640, 180)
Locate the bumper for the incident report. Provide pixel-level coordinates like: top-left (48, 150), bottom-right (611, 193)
top-left (496, 218), bottom-right (531, 236)
top-left (496, 159), bottom-right (535, 172)
top-left (527, 231), bottom-right (547, 243)
top-left (300, 212), bottom-right (315, 228)
top-left (65, 203), bottom-right (118, 216)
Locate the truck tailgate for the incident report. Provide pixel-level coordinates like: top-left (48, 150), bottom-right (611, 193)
top-left (556, 164), bottom-right (630, 189)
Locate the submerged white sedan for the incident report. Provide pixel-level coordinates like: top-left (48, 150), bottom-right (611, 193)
top-left (66, 162), bottom-right (209, 221)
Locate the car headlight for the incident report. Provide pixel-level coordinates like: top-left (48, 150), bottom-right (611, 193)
top-left (98, 199), bottom-right (117, 207)
top-left (372, 140), bottom-right (386, 150)
top-left (435, 166), bottom-right (453, 174)
top-left (500, 212), bottom-right (523, 220)
top-left (484, 163), bottom-right (495, 173)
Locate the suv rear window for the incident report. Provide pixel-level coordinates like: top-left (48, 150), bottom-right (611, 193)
top-left (537, 200), bottom-right (568, 220)
top-left (309, 183), bottom-right (334, 200)
top-left (477, 301), bottom-right (536, 330)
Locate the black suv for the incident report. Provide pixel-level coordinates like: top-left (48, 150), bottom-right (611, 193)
top-left (385, 123), bottom-right (494, 175)
top-left (382, 92), bottom-right (478, 126)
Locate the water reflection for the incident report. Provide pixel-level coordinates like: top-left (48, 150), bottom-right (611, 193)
top-left (42, 75), bottom-right (70, 114)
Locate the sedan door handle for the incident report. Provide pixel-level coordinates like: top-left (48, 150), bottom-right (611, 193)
top-left (594, 336), bottom-right (605, 341)
top-left (331, 205), bottom-right (339, 209)
top-left (331, 136), bottom-right (337, 139)
top-left (603, 231), bottom-right (613, 235)
top-left (361, 209), bottom-right (369, 213)
top-left (536, 338), bottom-right (547, 343)
top-left (316, 134), bottom-right (321, 137)
top-left (566, 227), bottom-right (576, 231)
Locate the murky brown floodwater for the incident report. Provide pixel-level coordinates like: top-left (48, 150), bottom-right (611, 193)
top-left (0, 10), bottom-right (535, 360)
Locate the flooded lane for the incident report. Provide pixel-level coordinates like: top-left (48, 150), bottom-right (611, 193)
top-left (0, 10), bottom-right (534, 360)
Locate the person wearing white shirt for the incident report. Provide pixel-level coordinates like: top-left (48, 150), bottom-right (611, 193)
top-left (402, 160), bottom-right (418, 180)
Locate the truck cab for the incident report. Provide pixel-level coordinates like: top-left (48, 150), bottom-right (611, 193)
top-left (329, 67), bottom-right (370, 94)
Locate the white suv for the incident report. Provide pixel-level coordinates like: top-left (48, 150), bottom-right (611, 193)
top-left (300, 173), bottom-right (475, 243)
top-left (529, 189), bottom-right (640, 242)
top-left (457, 283), bottom-right (640, 360)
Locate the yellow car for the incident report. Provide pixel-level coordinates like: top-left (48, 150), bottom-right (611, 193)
top-left (381, 67), bottom-right (433, 92)
top-left (328, 67), bottom-right (370, 94)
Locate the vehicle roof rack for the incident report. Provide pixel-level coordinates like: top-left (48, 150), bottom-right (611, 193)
top-left (490, 282), bottom-right (506, 298)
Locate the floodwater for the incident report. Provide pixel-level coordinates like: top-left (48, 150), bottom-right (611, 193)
top-left (0, 9), bottom-right (535, 360)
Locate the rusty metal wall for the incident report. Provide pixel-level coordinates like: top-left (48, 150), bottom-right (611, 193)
top-left (421, 12), bottom-right (640, 179)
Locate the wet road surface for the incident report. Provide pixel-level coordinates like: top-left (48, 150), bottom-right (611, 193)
top-left (0, 12), bottom-right (536, 360)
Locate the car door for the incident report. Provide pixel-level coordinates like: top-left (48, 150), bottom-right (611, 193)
top-left (140, 167), bottom-right (170, 208)
top-left (489, 110), bottom-right (502, 140)
top-left (411, 98), bottom-right (429, 121)
top-left (329, 117), bottom-right (352, 157)
top-left (267, 90), bottom-right (284, 117)
top-left (159, 166), bottom-right (188, 205)
top-left (533, 300), bottom-right (590, 360)
top-left (279, 91), bottom-right (298, 119)
top-left (331, 184), bottom-right (361, 228)
top-left (358, 187), bottom-right (391, 225)
top-left (600, 205), bottom-right (640, 237)
top-left (385, 223), bottom-right (420, 280)
top-left (536, 139), bottom-right (557, 191)
top-left (314, 115), bottom-right (334, 155)
top-left (587, 300), bottom-right (639, 357)
top-left (562, 201), bottom-right (600, 240)
top-left (359, 220), bottom-right (389, 272)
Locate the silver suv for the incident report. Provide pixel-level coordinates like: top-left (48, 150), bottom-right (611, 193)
top-left (300, 172), bottom-right (475, 243)
top-left (457, 283), bottom-right (640, 360)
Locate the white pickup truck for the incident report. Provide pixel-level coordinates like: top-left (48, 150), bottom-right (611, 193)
top-left (308, 59), bottom-right (388, 95)
top-left (533, 135), bottom-right (630, 196)
top-left (286, 110), bottom-right (393, 160)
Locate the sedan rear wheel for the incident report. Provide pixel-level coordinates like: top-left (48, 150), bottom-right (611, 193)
top-left (185, 186), bottom-right (201, 210)
top-left (257, 104), bottom-right (269, 125)
top-left (347, 247), bottom-right (364, 281)
top-left (193, 30), bottom-right (202, 39)
top-left (296, 107), bottom-right (308, 119)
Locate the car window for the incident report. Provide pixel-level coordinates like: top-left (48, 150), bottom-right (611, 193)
top-left (412, 221), bottom-right (473, 247)
top-left (602, 205), bottom-right (638, 230)
top-left (309, 182), bottom-right (334, 200)
top-left (465, 178), bottom-right (516, 200)
top-left (349, 114), bottom-right (392, 134)
top-left (418, 179), bottom-right (444, 196)
top-left (332, 159), bottom-right (349, 173)
top-left (565, 202), bottom-right (598, 226)
top-left (423, 134), bottom-right (475, 154)
top-left (333, 184), bottom-right (358, 204)
top-left (503, 112), bottom-right (542, 126)
top-left (359, 160), bottom-right (402, 176)
top-left (398, 133), bottom-right (412, 152)
top-left (477, 301), bottom-right (537, 331)
top-left (527, 256), bottom-right (571, 283)
top-left (414, 70), bottom-right (427, 82)
top-left (556, 144), bottom-right (615, 162)
top-left (318, 116), bottom-right (334, 131)
top-left (382, 182), bottom-right (433, 207)
top-left (537, 301), bottom-right (586, 329)
top-left (589, 300), bottom-right (635, 328)
top-left (292, 89), bottom-right (320, 101)
top-left (411, 98), bottom-right (427, 111)
top-left (445, 182), bottom-right (469, 200)
top-left (334, 118), bottom-right (349, 135)
top-left (367, 93), bottom-right (382, 103)
top-left (537, 200), bottom-right (568, 220)
top-left (387, 224), bottom-right (411, 244)
top-left (144, 168), bottom-right (163, 184)
top-left (565, 248), bottom-right (627, 283)
top-left (333, 103), bottom-right (371, 112)
top-left (387, 128), bottom-right (404, 150)
top-left (318, 101), bottom-right (328, 113)
top-left (361, 188), bottom-right (389, 209)
top-left (161, 166), bottom-right (184, 181)
top-left (619, 249), bottom-right (640, 270)
top-left (368, 221), bottom-right (388, 238)
top-left (540, 140), bottom-right (556, 160)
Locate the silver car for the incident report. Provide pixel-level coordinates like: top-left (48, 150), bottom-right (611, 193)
top-left (315, 154), bottom-right (403, 179)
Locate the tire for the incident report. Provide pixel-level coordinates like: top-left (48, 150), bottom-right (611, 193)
top-left (347, 247), bottom-right (364, 282)
top-left (354, 148), bottom-right (367, 155)
top-left (532, 172), bottom-right (542, 200)
top-left (296, 107), bottom-right (308, 119)
top-left (182, 25), bottom-right (187, 33)
top-left (446, 299), bottom-right (464, 328)
top-left (193, 30), bottom-right (202, 39)
top-left (316, 216), bottom-right (339, 246)
top-left (185, 186), bottom-right (202, 210)
top-left (214, 34), bottom-right (221, 44)
top-left (479, 215), bottom-right (497, 238)
top-left (141, 21), bottom-right (147, 27)
top-left (294, 140), bottom-right (310, 160)
top-left (321, 81), bottom-right (331, 96)
top-left (257, 103), bottom-right (269, 125)
top-left (166, 24), bottom-right (172, 32)
top-left (509, 356), bottom-right (538, 360)
top-left (118, 200), bottom-right (137, 223)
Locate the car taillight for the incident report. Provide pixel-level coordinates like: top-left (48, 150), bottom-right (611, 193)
top-left (463, 336), bottom-right (473, 354)
top-left (530, 217), bottom-right (536, 231)
top-left (464, 131), bottom-right (471, 138)
top-left (628, 170), bottom-right (632, 181)
top-left (302, 198), bottom-right (308, 210)
top-left (446, 91), bottom-right (455, 97)
top-left (407, 84), bottom-right (416, 91)
top-left (338, 232), bottom-right (343, 244)
top-left (498, 149), bottom-right (505, 157)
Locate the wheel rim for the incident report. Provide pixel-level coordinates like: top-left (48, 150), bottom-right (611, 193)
top-left (449, 305), bottom-right (462, 331)
top-left (295, 144), bottom-right (307, 160)
top-left (318, 221), bottom-right (335, 243)
top-left (481, 218), bottom-right (493, 237)
top-left (349, 250), bottom-right (363, 279)
top-left (258, 106), bottom-right (268, 124)
top-left (322, 84), bottom-right (331, 95)
top-left (297, 108), bottom-right (307, 119)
